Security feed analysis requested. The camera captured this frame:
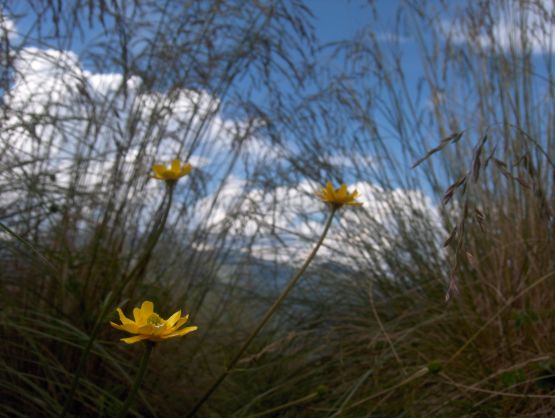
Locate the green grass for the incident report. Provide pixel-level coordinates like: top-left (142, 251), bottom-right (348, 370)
top-left (1, 0), bottom-right (554, 416)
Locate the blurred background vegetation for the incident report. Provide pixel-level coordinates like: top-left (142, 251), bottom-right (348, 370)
top-left (0, 0), bottom-right (554, 416)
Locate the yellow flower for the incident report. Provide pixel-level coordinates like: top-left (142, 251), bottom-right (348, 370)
top-left (111, 301), bottom-right (198, 344)
top-left (152, 159), bottom-right (192, 182)
top-left (315, 181), bottom-right (363, 208)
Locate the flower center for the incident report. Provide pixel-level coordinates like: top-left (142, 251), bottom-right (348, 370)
top-left (147, 313), bottom-right (164, 327)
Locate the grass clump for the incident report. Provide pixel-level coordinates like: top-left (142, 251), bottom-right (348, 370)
top-left (1, 0), bottom-right (554, 417)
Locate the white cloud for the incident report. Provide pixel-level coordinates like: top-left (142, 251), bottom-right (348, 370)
top-left (0, 40), bottom-right (446, 275)
top-left (374, 32), bottom-right (411, 44)
top-left (327, 153), bottom-right (376, 169)
top-left (0, 45), bottom-right (278, 258)
top-left (440, 1), bottom-right (554, 55)
top-left (188, 178), bottom-right (446, 270)
top-left (0, 12), bottom-right (17, 42)
top-left (0, 45), bottom-right (248, 206)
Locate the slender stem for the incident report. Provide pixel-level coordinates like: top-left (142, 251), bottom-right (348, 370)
top-left (446, 269), bottom-right (555, 366)
top-left (0, 221), bottom-right (60, 278)
top-left (246, 391), bottom-right (319, 418)
top-left (117, 342), bottom-right (155, 418)
top-left (327, 367), bottom-right (429, 418)
top-left (125, 183), bottom-right (175, 284)
top-left (186, 208), bottom-right (337, 417)
top-left (60, 186), bottom-right (174, 418)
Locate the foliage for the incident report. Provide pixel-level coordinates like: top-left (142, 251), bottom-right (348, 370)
top-left (0, 0), bottom-right (554, 416)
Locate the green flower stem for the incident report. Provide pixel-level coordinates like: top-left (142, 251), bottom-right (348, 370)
top-left (60, 185), bottom-right (174, 418)
top-left (186, 208), bottom-right (337, 418)
top-left (117, 342), bottom-right (155, 418)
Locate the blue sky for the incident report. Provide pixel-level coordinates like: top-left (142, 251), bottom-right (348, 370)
top-left (1, 1), bottom-right (553, 263)
top-left (308, 0), bottom-right (372, 43)
top-left (3, 1), bottom-right (554, 198)
top-left (8, 1), bottom-right (406, 73)
top-left (0, 1), bottom-right (440, 258)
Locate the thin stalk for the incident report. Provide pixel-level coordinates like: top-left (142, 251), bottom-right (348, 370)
top-left (328, 367), bottom-right (430, 418)
top-left (186, 208), bottom-right (337, 417)
top-left (117, 342), bottom-right (155, 418)
top-left (60, 184), bottom-right (174, 418)
top-left (0, 221), bottom-right (60, 279)
top-left (246, 392), bottom-right (319, 418)
top-left (125, 184), bottom-right (175, 284)
top-left (446, 269), bottom-right (555, 366)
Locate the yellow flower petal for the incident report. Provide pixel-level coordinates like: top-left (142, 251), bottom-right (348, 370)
top-left (316, 181), bottom-right (362, 208)
top-left (111, 301), bottom-right (197, 344)
top-left (337, 184), bottom-right (347, 196)
top-left (121, 335), bottom-right (150, 344)
top-left (171, 315), bottom-right (189, 330)
top-left (133, 307), bottom-right (142, 323)
top-left (110, 321), bottom-right (133, 332)
top-left (151, 159), bottom-right (192, 183)
top-left (326, 181), bottom-right (334, 195)
top-left (180, 163), bottom-right (192, 176)
top-left (163, 326), bottom-right (198, 339)
top-left (140, 301), bottom-right (154, 317)
top-left (116, 308), bottom-right (133, 325)
top-left (137, 324), bottom-right (162, 336)
top-left (166, 310), bottom-right (182, 328)
top-left (152, 164), bottom-right (166, 177)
